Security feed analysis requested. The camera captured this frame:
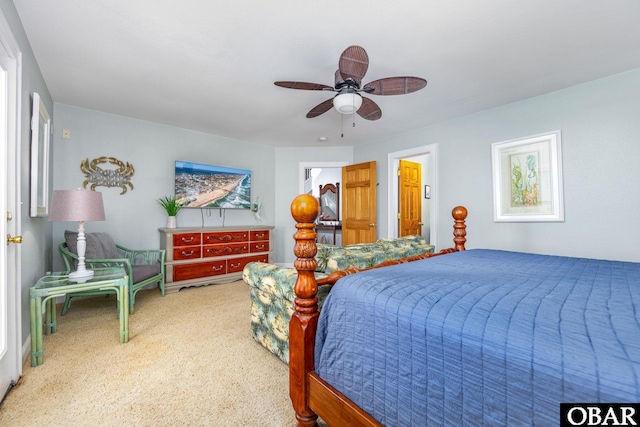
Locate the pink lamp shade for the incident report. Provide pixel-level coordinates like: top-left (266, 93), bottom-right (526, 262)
top-left (49, 189), bottom-right (105, 282)
top-left (49, 189), bottom-right (106, 222)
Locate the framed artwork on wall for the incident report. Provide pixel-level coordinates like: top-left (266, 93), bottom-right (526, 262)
top-left (30, 92), bottom-right (51, 217)
top-left (491, 130), bottom-right (564, 222)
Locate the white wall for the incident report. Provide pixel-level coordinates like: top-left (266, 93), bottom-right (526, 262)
top-left (355, 69), bottom-right (640, 262)
top-left (51, 104), bottom-right (276, 271)
top-left (309, 168), bottom-right (342, 198)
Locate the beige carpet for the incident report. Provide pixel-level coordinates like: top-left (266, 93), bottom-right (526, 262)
top-left (0, 280), bottom-right (302, 427)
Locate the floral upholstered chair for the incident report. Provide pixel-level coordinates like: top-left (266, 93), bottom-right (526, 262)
top-left (244, 235), bottom-right (435, 363)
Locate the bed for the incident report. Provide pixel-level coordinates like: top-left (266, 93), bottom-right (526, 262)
top-left (288, 194), bottom-right (640, 427)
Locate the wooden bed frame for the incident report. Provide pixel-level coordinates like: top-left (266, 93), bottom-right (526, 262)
top-left (288, 194), bottom-right (468, 427)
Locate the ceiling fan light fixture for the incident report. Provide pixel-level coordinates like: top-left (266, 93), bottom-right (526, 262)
top-left (333, 92), bottom-right (363, 114)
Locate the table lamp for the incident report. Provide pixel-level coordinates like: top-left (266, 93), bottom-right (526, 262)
top-left (49, 189), bottom-right (106, 281)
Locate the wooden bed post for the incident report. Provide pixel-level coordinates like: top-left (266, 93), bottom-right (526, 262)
top-left (452, 206), bottom-right (468, 251)
top-left (289, 194), bottom-right (320, 427)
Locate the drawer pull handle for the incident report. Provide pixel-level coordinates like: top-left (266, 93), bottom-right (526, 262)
top-left (230, 263), bottom-right (240, 268)
top-left (181, 250), bottom-right (195, 256)
top-left (212, 265), bottom-right (224, 271)
top-left (255, 233), bottom-right (265, 238)
top-left (181, 237), bottom-right (194, 243)
top-left (255, 244), bottom-right (265, 250)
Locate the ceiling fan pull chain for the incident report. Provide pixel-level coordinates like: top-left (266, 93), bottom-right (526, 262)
top-left (341, 114), bottom-right (345, 138)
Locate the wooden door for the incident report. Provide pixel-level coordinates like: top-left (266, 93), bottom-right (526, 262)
top-left (399, 160), bottom-right (422, 236)
top-left (341, 161), bottom-right (377, 245)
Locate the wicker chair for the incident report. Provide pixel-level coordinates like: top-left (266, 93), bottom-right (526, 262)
top-left (58, 232), bottom-right (165, 314)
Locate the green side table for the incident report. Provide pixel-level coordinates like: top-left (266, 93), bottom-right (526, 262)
top-left (30, 267), bottom-right (129, 367)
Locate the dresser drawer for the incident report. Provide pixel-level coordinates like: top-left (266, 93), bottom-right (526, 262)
top-left (203, 231), bottom-right (249, 244)
top-left (203, 243), bottom-right (249, 258)
top-left (250, 241), bottom-right (269, 253)
top-left (250, 230), bottom-right (269, 241)
top-left (173, 233), bottom-right (201, 247)
top-left (173, 260), bottom-right (227, 281)
top-left (173, 247), bottom-right (202, 260)
top-left (227, 254), bottom-right (269, 273)
top-left (160, 227), bottom-right (273, 292)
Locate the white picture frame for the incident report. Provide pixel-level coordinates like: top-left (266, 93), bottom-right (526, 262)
top-left (491, 130), bottom-right (564, 222)
top-left (30, 92), bottom-right (51, 217)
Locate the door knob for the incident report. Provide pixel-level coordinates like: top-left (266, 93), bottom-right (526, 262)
top-left (369, 223), bottom-right (376, 227)
top-left (6, 234), bottom-right (23, 245)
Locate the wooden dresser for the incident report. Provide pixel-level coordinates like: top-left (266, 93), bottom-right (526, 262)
top-left (159, 226), bottom-right (273, 293)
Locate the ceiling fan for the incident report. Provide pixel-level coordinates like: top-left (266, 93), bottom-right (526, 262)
top-left (274, 45), bottom-right (427, 121)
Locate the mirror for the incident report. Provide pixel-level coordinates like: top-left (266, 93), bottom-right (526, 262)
top-left (319, 183), bottom-right (340, 221)
top-left (30, 92), bottom-right (51, 217)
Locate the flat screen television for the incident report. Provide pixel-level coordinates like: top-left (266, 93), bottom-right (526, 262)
top-left (175, 161), bottom-right (251, 209)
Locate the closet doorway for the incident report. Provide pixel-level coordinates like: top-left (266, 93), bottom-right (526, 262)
top-left (387, 144), bottom-right (439, 249)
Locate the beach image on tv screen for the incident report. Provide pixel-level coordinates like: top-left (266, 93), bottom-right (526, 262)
top-left (175, 161), bottom-right (251, 209)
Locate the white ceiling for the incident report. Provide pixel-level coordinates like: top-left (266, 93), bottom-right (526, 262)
top-left (13, 0), bottom-right (640, 148)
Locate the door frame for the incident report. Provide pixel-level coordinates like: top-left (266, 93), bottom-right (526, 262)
top-left (0, 8), bottom-right (23, 396)
top-left (387, 144), bottom-right (438, 249)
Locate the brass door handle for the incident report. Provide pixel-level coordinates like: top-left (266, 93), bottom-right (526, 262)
top-left (418, 222), bottom-right (424, 226)
top-left (6, 234), bottom-right (23, 245)
top-left (369, 223), bottom-right (376, 227)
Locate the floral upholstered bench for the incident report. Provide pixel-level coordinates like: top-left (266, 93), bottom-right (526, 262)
top-left (243, 235), bottom-right (435, 363)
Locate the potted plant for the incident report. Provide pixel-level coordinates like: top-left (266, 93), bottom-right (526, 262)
top-left (157, 196), bottom-right (182, 228)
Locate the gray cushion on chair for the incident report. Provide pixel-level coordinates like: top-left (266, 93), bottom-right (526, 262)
top-left (65, 230), bottom-right (121, 260)
top-left (132, 265), bottom-right (161, 284)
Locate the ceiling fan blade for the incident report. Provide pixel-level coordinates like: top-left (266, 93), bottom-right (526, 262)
top-left (274, 81), bottom-right (333, 91)
top-left (363, 77), bottom-right (427, 95)
top-left (306, 98), bottom-right (334, 118)
top-left (338, 45), bottom-right (369, 85)
top-left (357, 97), bottom-right (382, 121)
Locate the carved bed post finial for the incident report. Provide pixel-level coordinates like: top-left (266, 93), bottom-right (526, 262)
top-left (289, 194), bottom-right (320, 427)
top-left (452, 206), bottom-right (468, 251)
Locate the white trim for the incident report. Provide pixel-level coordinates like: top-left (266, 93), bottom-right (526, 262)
top-left (387, 144), bottom-right (439, 249)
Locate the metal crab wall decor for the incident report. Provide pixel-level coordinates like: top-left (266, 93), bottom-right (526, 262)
top-left (81, 156), bottom-right (135, 195)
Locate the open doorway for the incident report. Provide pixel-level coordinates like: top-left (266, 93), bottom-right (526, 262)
top-left (387, 144), bottom-right (439, 249)
top-left (299, 161), bottom-right (349, 246)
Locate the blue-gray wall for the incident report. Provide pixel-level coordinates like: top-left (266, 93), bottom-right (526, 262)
top-left (52, 69), bottom-right (640, 269)
top-left (5, 0), bottom-right (640, 357)
top-left (1, 0), bottom-right (54, 355)
top-left (355, 69), bottom-right (640, 262)
top-left (51, 105), bottom-right (355, 269)
top-left (51, 105), bottom-right (276, 271)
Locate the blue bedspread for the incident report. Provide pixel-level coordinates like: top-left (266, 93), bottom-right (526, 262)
top-left (314, 249), bottom-right (640, 426)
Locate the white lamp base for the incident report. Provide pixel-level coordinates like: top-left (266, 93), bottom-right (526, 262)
top-left (69, 268), bottom-right (94, 283)
top-left (69, 220), bottom-right (94, 283)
